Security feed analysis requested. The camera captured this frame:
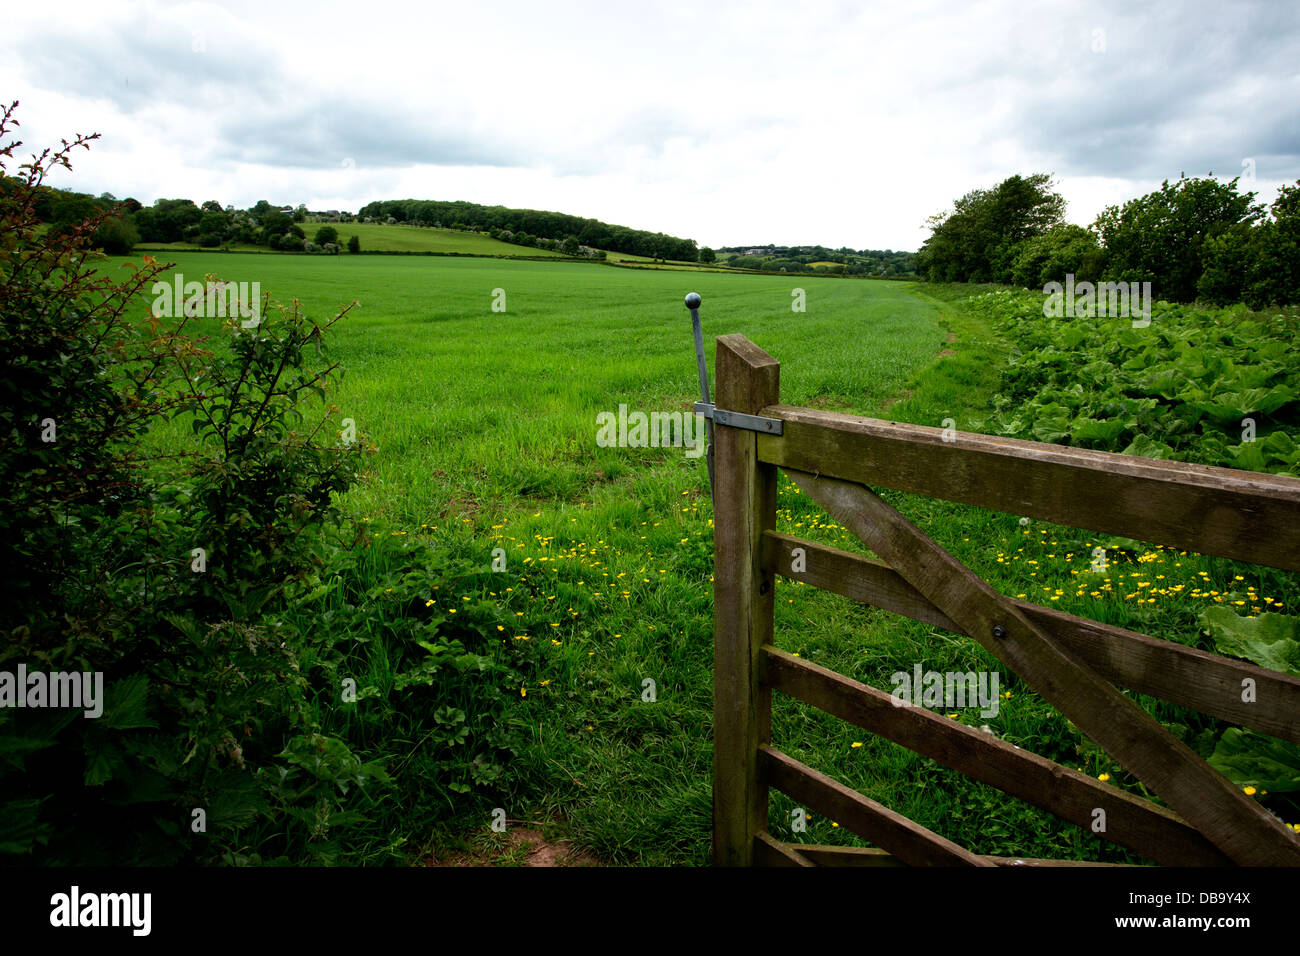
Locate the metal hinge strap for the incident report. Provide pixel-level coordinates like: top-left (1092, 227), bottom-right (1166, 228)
top-left (693, 402), bottom-right (784, 435)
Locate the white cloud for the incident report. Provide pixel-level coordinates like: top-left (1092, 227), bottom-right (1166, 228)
top-left (3, 0), bottom-right (1296, 250)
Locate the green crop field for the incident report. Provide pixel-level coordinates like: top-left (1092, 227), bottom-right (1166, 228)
top-left (312, 221), bottom-right (568, 256)
top-left (138, 221), bottom-right (569, 257)
top-left (138, 221), bottom-right (736, 267)
top-left (108, 252), bottom-right (1300, 864)
top-left (139, 255), bottom-right (950, 530)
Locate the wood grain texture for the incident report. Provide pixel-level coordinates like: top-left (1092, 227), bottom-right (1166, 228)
top-left (785, 468), bottom-right (1300, 866)
top-left (795, 846), bottom-right (1137, 867)
top-left (764, 645), bottom-right (1231, 866)
top-left (764, 531), bottom-right (1300, 744)
top-left (758, 407), bottom-right (1300, 573)
top-left (711, 334), bottom-right (781, 866)
top-left (753, 832), bottom-right (816, 867)
top-left (760, 746), bottom-right (995, 866)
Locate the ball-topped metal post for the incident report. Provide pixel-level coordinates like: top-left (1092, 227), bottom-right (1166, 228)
top-left (686, 292), bottom-right (715, 495)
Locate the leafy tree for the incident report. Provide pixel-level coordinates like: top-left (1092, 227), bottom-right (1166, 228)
top-left (699, 247), bottom-right (716, 264)
top-left (46, 190), bottom-right (100, 235)
top-left (197, 209), bottom-right (228, 247)
top-left (1244, 181), bottom-right (1300, 307)
top-left (261, 207), bottom-right (292, 244)
top-left (561, 235), bottom-right (579, 256)
top-left (347, 234), bottom-right (360, 254)
top-left (917, 173), bottom-right (1065, 283)
top-left (92, 212), bottom-right (140, 253)
top-left (1198, 180), bottom-right (1300, 308)
top-left (157, 198), bottom-right (203, 242)
top-left (1197, 224), bottom-right (1256, 306)
top-left (1094, 174), bottom-right (1262, 302)
top-left (1009, 224), bottom-right (1105, 287)
top-left (314, 225), bottom-right (339, 246)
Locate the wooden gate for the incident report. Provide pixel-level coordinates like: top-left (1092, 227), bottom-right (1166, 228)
top-left (710, 333), bottom-right (1300, 867)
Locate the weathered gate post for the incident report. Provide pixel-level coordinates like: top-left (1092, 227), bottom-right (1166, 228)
top-left (711, 332), bottom-right (781, 866)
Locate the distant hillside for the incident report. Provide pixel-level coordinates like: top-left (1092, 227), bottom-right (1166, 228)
top-left (718, 244), bottom-right (916, 276)
top-left (16, 175), bottom-right (915, 271)
top-left (358, 198), bottom-right (699, 262)
top-left (271, 221), bottom-right (570, 257)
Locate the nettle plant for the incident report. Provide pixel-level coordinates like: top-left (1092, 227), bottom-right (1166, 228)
top-left (0, 104), bottom-right (176, 642)
top-left (2, 102), bottom-right (534, 865)
top-left (168, 285), bottom-right (366, 618)
top-left (0, 102), bottom-right (392, 864)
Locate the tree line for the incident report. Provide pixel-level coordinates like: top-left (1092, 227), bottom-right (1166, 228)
top-left (916, 172), bottom-right (1300, 308)
top-left (716, 244), bottom-right (916, 275)
top-left (17, 180), bottom-right (927, 275)
top-left (10, 184), bottom-right (361, 254)
top-left (16, 182), bottom-right (704, 261)
top-left (358, 198), bottom-right (700, 262)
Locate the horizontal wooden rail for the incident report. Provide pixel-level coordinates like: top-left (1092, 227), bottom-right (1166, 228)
top-left (763, 645), bottom-right (1231, 866)
top-left (759, 745), bottom-right (996, 867)
top-left (753, 832), bottom-right (816, 867)
top-left (709, 333), bottom-right (1300, 867)
top-left (790, 845), bottom-right (1138, 867)
top-left (764, 532), bottom-right (1300, 745)
top-left (784, 468), bottom-right (1300, 865)
top-left (756, 407), bottom-right (1300, 573)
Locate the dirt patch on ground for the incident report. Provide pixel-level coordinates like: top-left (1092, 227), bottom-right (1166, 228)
top-left (939, 348), bottom-right (956, 357)
top-left (807, 393), bottom-right (854, 411)
top-left (946, 331), bottom-right (958, 343)
top-left (419, 827), bottom-right (602, 867)
top-left (880, 389), bottom-right (914, 412)
top-left (441, 493), bottom-right (481, 521)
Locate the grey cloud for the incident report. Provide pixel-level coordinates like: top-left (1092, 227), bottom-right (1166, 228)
top-left (16, 17), bottom-right (538, 170)
top-left (1006, 2), bottom-right (1300, 181)
top-left (12, 11), bottom-right (792, 177)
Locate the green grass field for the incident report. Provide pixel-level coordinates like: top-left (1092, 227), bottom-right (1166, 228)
top-left (318, 221), bottom-right (569, 256)
top-left (138, 221), bottom-right (568, 257)
top-left (138, 254), bottom-right (948, 519)
top-left (139, 221), bottom-right (734, 268)
top-left (118, 252), bottom-right (1300, 864)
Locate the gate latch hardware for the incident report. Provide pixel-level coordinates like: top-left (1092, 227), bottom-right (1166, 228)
top-left (692, 402), bottom-right (784, 435)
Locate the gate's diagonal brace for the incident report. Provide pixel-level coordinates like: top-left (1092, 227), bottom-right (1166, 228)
top-left (783, 467), bottom-right (1300, 866)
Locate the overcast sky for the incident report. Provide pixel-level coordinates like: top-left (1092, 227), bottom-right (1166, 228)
top-left (3, 0), bottom-right (1297, 251)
